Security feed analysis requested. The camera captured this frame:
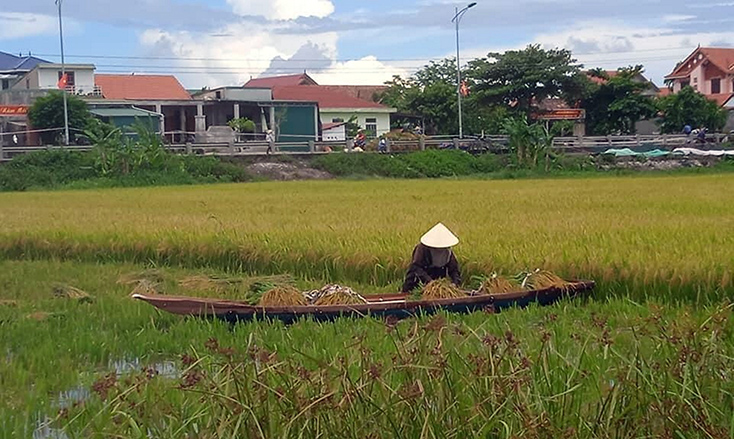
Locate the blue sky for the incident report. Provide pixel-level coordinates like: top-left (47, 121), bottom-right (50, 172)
top-left (1, 0), bottom-right (733, 88)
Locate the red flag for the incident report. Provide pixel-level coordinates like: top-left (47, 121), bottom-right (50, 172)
top-left (57, 73), bottom-right (68, 90)
top-left (460, 81), bottom-right (470, 97)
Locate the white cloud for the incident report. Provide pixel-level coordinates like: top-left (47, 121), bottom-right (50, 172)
top-left (139, 25), bottom-right (338, 87)
top-left (0, 12), bottom-right (59, 40)
top-left (226, 0), bottom-right (334, 20)
top-left (310, 56), bottom-right (408, 85)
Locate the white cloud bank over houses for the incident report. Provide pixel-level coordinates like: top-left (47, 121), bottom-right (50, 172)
top-left (138, 0), bottom-right (408, 88)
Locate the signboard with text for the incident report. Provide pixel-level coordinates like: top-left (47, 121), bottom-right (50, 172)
top-left (535, 109), bottom-right (586, 121)
top-left (0, 106), bottom-right (29, 117)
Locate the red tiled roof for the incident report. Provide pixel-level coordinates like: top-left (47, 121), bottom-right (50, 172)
top-left (272, 85), bottom-right (389, 109)
top-left (586, 70), bottom-right (618, 85)
top-left (705, 93), bottom-right (733, 107)
top-left (666, 47), bottom-right (734, 79)
top-left (658, 88), bottom-right (673, 98)
top-left (316, 85), bottom-right (388, 102)
top-left (96, 74), bottom-right (191, 100)
top-left (244, 73), bottom-right (318, 88)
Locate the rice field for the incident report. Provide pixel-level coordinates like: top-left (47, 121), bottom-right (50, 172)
top-left (1, 174), bottom-right (733, 437)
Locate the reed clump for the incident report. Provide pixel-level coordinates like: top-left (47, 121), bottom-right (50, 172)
top-left (421, 279), bottom-right (466, 300)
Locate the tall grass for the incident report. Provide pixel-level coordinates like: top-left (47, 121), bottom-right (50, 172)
top-left (0, 176), bottom-right (731, 301)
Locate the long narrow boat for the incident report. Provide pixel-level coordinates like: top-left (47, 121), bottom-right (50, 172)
top-left (133, 280), bottom-right (595, 324)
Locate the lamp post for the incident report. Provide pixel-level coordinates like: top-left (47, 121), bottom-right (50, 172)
top-left (452, 2), bottom-right (476, 139)
top-left (56, 0), bottom-right (70, 146)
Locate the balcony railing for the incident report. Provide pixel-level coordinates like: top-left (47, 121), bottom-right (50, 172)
top-left (62, 85), bottom-right (103, 97)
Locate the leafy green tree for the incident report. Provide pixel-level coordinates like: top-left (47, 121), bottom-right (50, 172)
top-left (27, 91), bottom-right (92, 145)
top-left (583, 66), bottom-right (658, 135)
top-left (657, 86), bottom-right (728, 134)
top-left (227, 118), bottom-right (256, 133)
top-left (467, 45), bottom-right (587, 118)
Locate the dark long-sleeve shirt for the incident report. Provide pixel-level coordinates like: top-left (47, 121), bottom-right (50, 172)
top-left (401, 243), bottom-right (462, 293)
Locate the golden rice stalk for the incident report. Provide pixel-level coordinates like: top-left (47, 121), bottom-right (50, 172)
top-left (131, 279), bottom-right (161, 296)
top-left (313, 285), bottom-right (368, 306)
top-left (258, 286), bottom-right (308, 307)
top-left (53, 284), bottom-right (93, 303)
top-left (117, 269), bottom-right (166, 286)
top-left (421, 279), bottom-right (466, 300)
top-left (478, 274), bottom-right (519, 295)
top-left (524, 269), bottom-right (570, 291)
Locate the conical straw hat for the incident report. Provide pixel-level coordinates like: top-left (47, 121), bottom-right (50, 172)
top-left (420, 223), bottom-right (459, 249)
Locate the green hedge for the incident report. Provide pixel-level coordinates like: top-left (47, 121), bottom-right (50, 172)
top-left (312, 150), bottom-right (508, 178)
top-left (0, 150), bottom-right (251, 192)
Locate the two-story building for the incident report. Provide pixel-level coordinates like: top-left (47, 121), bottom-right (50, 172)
top-left (664, 47), bottom-right (734, 106)
top-left (12, 63), bottom-right (102, 97)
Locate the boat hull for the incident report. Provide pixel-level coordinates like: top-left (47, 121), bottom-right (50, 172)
top-left (133, 281), bottom-right (595, 324)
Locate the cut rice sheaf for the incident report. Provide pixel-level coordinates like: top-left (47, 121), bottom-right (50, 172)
top-left (258, 286), bottom-right (308, 307)
top-left (421, 279), bottom-right (466, 300)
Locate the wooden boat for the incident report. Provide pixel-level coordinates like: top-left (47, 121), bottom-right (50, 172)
top-left (133, 280), bottom-right (595, 324)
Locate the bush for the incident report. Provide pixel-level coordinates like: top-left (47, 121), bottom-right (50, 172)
top-left (0, 149), bottom-right (251, 192)
top-left (312, 150), bottom-right (505, 178)
top-left (0, 150), bottom-right (96, 191)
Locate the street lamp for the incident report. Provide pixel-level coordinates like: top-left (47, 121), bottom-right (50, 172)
top-left (452, 2), bottom-right (476, 139)
top-left (56, 0), bottom-right (70, 146)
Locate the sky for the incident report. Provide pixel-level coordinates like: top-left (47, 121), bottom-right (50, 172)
top-left (1, 0), bottom-right (733, 89)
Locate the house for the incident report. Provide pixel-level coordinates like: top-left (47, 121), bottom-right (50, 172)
top-left (586, 70), bottom-right (660, 97)
top-left (193, 86), bottom-right (319, 145)
top-left (664, 47), bottom-right (734, 103)
top-left (244, 73), bottom-right (396, 138)
top-left (0, 52), bottom-right (48, 90)
top-left (12, 63), bottom-right (101, 96)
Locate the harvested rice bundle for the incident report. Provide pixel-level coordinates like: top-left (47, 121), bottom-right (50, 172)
top-left (421, 279), bottom-right (466, 300)
top-left (53, 284), bottom-right (94, 303)
top-left (522, 269), bottom-right (570, 291)
top-left (117, 269), bottom-right (165, 286)
top-left (311, 284), bottom-right (368, 306)
top-left (131, 279), bottom-right (161, 296)
top-left (477, 273), bottom-right (519, 295)
top-left (258, 286), bottom-right (308, 307)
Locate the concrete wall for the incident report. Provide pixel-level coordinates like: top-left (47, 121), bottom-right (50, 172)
top-left (320, 110), bottom-right (391, 137)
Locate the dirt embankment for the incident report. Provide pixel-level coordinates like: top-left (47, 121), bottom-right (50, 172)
top-left (245, 160), bottom-right (332, 181)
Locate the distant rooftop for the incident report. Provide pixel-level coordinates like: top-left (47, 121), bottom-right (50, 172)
top-left (95, 74), bottom-right (192, 101)
top-left (0, 51), bottom-right (49, 72)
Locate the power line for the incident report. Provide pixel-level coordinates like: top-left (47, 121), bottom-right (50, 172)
top-left (30, 45), bottom-right (697, 64)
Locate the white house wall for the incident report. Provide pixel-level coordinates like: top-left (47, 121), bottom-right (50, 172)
top-left (320, 111), bottom-right (391, 137)
top-left (37, 68), bottom-right (95, 94)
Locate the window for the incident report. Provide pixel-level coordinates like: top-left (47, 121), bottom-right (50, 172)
top-left (693, 77), bottom-right (698, 84)
top-left (711, 78), bottom-right (721, 94)
top-left (58, 71), bottom-right (75, 87)
top-left (365, 118), bottom-right (377, 137)
top-left (1, 79), bottom-right (8, 90)
top-left (26, 79), bottom-right (30, 89)
top-left (332, 118), bottom-right (344, 123)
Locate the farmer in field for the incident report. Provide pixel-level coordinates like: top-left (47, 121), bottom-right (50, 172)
top-left (401, 223), bottom-right (462, 293)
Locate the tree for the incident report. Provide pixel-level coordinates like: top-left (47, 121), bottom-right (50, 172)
top-left (27, 91), bottom-right (92, 145)
top-left (379, 58), bottom-right (508, 136)
top-left (583, 66), bottom-right (658, 135)
top-left (657, 86), bottom-right (728, 134)
top-left (467, 45), bottom-right (587, 117)
top-left (379, 61), bottom-right (459, 135)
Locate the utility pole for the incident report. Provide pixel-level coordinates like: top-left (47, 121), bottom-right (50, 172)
top-left (452, 2), bottom-right (476, 139)
top-left (56, 0), bottom-right (70, 146)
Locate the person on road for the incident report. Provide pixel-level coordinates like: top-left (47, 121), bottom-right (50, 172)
top-left (401, 223), bottom-right (462, 293)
